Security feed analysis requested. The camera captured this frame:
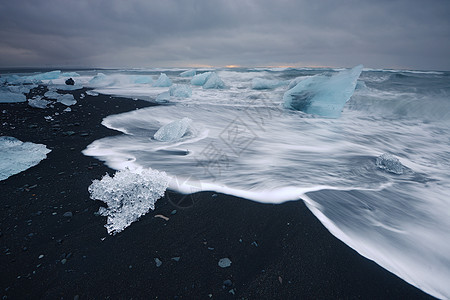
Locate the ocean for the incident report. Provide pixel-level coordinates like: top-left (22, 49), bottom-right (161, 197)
top-left (2, 66), bottom-right (449, 298)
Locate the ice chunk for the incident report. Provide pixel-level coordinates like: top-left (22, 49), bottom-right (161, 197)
top-left (252, 78), bottom-right (288, 90)
top-left (153, 73), bottom-right (172, 87)
top-left (191, 72), bottom-right (212, 85)
top-left (218, 258), bottom-right (232, 268)
top-left (0, 90), bottom-right (27, 103)
top-left (169, 84), bottom-right (192, 98)
top-left (86, 90), bottom-right (99, 96)
top-left (88, 168), bottom-right (169, 235)
top-left (154, 117), bottom-right (193, 142)
top-left (376, 153), bottom-right (404, 174)
top-left (0, 136), bottom-right (51, 181)
top-left (203, 72), bottom-right (225, 89)
top-left (156, 91), bottom-right (170, 102)
top-left (44, 91), bottom-right (76, 106)
top-left (28, 96), bottom-right (51, 109)
top-left (179, 69), bottom-right (196, 77)
top-left (7, 85), bottom-right (36, 95)
top-left (355, 80), bottom-right (367, 90)
top-left (283, 65), bottom-right (363, 118)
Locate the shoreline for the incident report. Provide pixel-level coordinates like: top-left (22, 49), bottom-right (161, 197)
top-left (0, 87), bottom-right (432, 298)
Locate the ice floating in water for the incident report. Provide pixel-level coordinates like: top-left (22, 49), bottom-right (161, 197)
top-left (252, 78), bottom-right (287, 90)
top-left (153, 73), bottom-right (172, 87)
top-left (179, 69), bottom-right (196, 77)
top-left (4, 71), bottom-right (80, 84)
top-left (283, 65), bottom-right (363, 118)
top-left (0, 90), bottom-right (27, 103)
top-left (191, 72), bottom-right (212, 86)
top-left (376, 153), bottom-right (404, 174)
top-left (28, 96), bottom-right (51, 109)
top-left (169, 84), bottom-right (192, 98)
top-left (203, 72), bottom-right (225, 89)
top-left (0, 136), bottom-right (51, 181)
top-left (88, 168), bottom-right (169, 235)
top-left (154, 117), bottom-right (193, 142)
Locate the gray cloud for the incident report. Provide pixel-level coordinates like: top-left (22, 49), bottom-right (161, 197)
top-left (0, 0), bottom-right (449, 70)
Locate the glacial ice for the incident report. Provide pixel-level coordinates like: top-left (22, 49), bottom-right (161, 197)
top-left (44, 91), bottom-right (76, 106)
top-left (0, 90), bottom-right (27, 103)
top-left (376, 153), bottom-right (404, 174)
top-left (252, 78), bottom-right (288, 90)
top-left (89, 73), bottom-right (109, 86)
top-left (156, 91), bottom-right (171, 102)
top-left (4, 71), bottom-right (80, 85)
top-left (86, 90), bottom-right (99, 96)
top-left (0, 136), bottom-right (51, 181)
top-left (169, 84), bottom-right (192, 98)
top-left (131, 75), bottom-right (153, 84)
top-left (283, 65), bottom-right (363, 118)
top-left (179, 69), bottom-right (196, 77)
top-left (154, 117), bottom-right (193, 142)
top-left (203, 72), bottom-right (225, 89)
top-left (88, 168), bottom-right (169, 235)
top-left (191, 72), bottom-right (212, 86)
top-left (153, 73), bottom-right (172, 87)
top-left (28, 96), bottom-right (51, 109)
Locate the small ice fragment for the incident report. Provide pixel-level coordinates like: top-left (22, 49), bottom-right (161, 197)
top-left (169, 84), bottom-right (192, 98)
top-left (153, 73), bottom-right (172, 87)
top-left (376, 153), bottom-right (404, 174)
top-left (179, 69), bottom-right (196, 77)
top-left (28, 97), bottom-right (51, 109)
top-left (154, 117), bottom-right (193, 142)
top-left (203, 72), bottom-right (225, 89)
top-left (155, 258), bottom-right (162, 267)
top-left (63, 107), bottom-right (72, 112)
top-left (86, 90), bottom-right (99, 96)
top-left (88, 168), bottom-right (169, 235)
top-left (171, 257), bottom-right (180, 262)
top-left (218, 258), bottom-right (232, 268)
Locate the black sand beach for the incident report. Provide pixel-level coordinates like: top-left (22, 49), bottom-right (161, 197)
top-left (0, 87), bottom-right (432, 299)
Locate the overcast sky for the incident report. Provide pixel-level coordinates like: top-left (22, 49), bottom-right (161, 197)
top-left (1, 0), bottom-right (449, 70)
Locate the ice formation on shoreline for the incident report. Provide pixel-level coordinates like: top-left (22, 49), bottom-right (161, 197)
top-left (154, 117), bottom-right (193, 142)
top-left (0, 136), bottom-right (51, 181)
top-left (153, 73), bottom-right (172, 87)
top-left (88, 168), bottom-right (169, 235)
top-left (179, 69), bottom-right (196, 77)
top-left (169, 84), bottom-right (192, 98)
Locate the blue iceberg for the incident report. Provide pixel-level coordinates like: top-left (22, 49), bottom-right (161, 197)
top-left (191, 72), bottom-right (212, 86)
top-left (252, 78), bottom-right (288, 90)
top-left (154, 118), bottom-right (193, 142)
top-left (203, 72), bottom-right (225, 89)
top-left (153, 73), bottom-right (172, 87)
top-left (179, 69), bottom-right (196, 77)
top-left (283, 65), bottom-right (363, 118)
top-left (169, 84), bottom-right (192, 98)
top-left (156, 91), bottom-right (171, 102)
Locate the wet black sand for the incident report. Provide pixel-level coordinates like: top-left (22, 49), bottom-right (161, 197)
top-left (0, 87), bottom-right (432, 299)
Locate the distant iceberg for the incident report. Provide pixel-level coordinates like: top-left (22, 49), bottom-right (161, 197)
top-left (89, 168), bottom-right (169, 235)
top-left (252, 78), bottom-right (288, 90)
top-left (154, 117), bottom-right (193, 142)
top-left (179, 69), bottom-right (196, 77)
top-left (283, 65), bottom-right (363, 118)
top-left (153, 73), bottom-right (172, 87)
top-left (0, 136), bottom-right (51, 181)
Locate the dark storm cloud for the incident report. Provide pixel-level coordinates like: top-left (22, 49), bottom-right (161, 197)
top-left (0, 0), bottom-right (449, 70)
